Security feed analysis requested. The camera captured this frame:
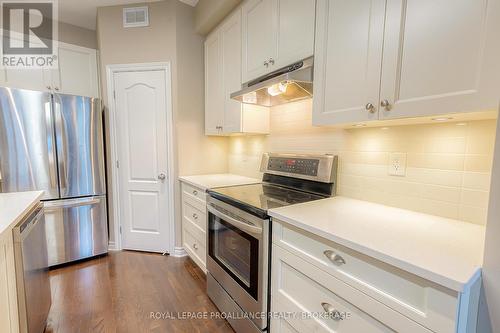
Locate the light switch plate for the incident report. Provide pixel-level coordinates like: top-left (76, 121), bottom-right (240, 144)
top-left (388, 152), bottom-right (407, 176)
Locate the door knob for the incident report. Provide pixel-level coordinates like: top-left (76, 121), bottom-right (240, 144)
top-left (365, 103), bottom-right (375, 113)
top-left (380, 99), bottom-right (391, 111)
top-left (158, 173), bottom-right (166, 180)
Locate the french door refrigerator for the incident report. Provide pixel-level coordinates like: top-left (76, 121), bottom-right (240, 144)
top-left (0, 87), bottom-right (108, 266)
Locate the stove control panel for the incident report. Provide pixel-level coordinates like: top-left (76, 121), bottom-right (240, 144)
top-left (267, 157), bottom-right (319, 176)
top-left (260, 153), bottom-right (338, 184)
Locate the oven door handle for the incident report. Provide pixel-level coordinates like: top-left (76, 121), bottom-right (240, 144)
top-left (207, 205), bottom-right (263, 237)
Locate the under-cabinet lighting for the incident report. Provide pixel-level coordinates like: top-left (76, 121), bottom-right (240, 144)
top-left (267, 81), bottom-right (288, 96)
top-left (431, 117), bottom-right (454, 122)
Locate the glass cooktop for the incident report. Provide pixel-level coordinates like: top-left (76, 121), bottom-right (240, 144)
top-left (208, 183), bottom-right (326, 218)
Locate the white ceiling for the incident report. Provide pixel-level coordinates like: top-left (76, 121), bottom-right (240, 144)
top-left (58, 0), bottom-right (198, 30)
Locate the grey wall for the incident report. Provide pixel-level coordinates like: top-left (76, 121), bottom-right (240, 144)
top-left (97, 0), bottom-right (228, 247)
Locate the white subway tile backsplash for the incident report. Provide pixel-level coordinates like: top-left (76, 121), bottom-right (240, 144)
top-left (227, 100), bottom-right (496, 225)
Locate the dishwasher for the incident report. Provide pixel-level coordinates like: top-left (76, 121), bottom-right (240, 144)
top-left (13, 203), bottom-right (52, 333)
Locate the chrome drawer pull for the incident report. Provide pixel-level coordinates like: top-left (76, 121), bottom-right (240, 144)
top-left (192, 213), bottom-right (198, 220)
top-left (321, 302), bottom-right (342, 321)
top-left (324, 250), bottom-right (346, 265)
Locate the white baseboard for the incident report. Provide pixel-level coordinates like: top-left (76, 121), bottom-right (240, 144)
top-left (108, 241), bottom-right (119, 251)
top-left (171, 246), bottom-right (188, 257)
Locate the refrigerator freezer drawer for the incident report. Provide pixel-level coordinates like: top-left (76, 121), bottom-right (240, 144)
top-left (44, 196), bottom-right (108, 266)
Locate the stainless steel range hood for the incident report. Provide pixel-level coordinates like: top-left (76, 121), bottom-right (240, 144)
top-left (231, 57), bottom-right (313, 107)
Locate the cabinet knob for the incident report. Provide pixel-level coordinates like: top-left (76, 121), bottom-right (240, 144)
top-left (157, 173), bottom-right (166, 180)
top-left (365, 103), bottom-right (375, 113)
top-left (192, 190), bottom-right (198, 196)
top-left (264, 60), bottom-right (269, 67)
top-left (324, 250), bottom-right (346, 265)
top-left (47, 86), bottom-right (52, 90)
top-left (193, 243), bottom-right (198, 250)
top-left (380, 99), bottom-right (391, 111)
top-left (321, 302), bottom-right (343, 321)
top-left (269, 57), bottom-right (275, 65)
top-left (192, 213), bottom-right (198, 220)
top-left (54, 87), bottom-right (60, 91)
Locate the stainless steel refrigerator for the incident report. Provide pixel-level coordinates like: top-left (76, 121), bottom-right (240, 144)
top-left (0, 87), bottom-right (108, 266)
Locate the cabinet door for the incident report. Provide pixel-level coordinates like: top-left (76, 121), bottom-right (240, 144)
top-left (379, 0), bottom-right (496, 120)
top-left (52, 43), bottom-right (99, 97)
top-left (312, 0), bottom-right (386, 126)
top-left (241, 0), bottom-right (276, 83)
top-left (204, 32), bottom-right (224, 135)
top-left (274, 0), bottom-right (315, 69)
top-left (221, 10), bottom-right (243, 133)
top-left (3, 67), bottom-right (51, 92)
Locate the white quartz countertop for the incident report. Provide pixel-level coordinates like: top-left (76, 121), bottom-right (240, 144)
top-left (268, 196), bottom-right (485, 292)
top-left (179, 174), bottom-right (261, 191)
top-left (0, 191), bottom-right (44, 236)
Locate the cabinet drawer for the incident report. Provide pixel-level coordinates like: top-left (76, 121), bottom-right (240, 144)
top-left (182, 183), bottom-right (206, 203)
top-left (183, 228), bottom-right (206, 272)
top-left (183, 216), bottom-right (206, 247)
top-left (271, 245), bottom-right (431, 333)
top-left (273, 220), bottom-right (458, 333)
top-left (182, 200), bottom-right (206, 232)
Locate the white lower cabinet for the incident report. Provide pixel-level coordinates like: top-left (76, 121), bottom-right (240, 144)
top-left (0, 230), bottom-right (20, 333)
top-left (181, 182), bottom-right (207, 272)
top-left (271, 220), bottom-right (481, 333)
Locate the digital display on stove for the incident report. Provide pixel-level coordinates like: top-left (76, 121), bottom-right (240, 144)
top-left (268, 157), bottom-right (319, 176)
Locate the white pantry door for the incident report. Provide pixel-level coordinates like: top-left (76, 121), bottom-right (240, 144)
top-left (114, 70), bottom-right (171, 253)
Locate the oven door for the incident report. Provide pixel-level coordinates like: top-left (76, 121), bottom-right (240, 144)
top-left (207, 197), bottom-right (268, 329)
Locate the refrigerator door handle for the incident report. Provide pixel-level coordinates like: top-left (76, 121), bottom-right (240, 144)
top-left (53, 98), bottom-right (68, 191)
top-left (44, 197), bottom-right (101, 211)
top-left (44, 102), bottom-right (58, 190)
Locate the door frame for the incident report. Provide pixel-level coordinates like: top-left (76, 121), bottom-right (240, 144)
top-left (106, 62), bottom-right (175, 254)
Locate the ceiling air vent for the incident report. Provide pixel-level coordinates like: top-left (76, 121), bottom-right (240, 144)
top-left (123, 6), bottom-right (149, 28)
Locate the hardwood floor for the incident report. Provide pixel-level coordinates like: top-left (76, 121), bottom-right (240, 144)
top-left (45, 251), bottom-right (234, 333)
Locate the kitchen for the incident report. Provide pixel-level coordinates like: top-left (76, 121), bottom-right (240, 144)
top-left (0, 0), bottom-right (499, 332)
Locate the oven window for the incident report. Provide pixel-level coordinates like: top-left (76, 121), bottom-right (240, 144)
top-left (208, 212), bottom-right (259, 300)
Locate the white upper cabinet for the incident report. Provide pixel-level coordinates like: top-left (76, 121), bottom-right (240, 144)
top-left (313, 0), bottom-right (386, 125)
top-left (241, 0), bottom-right (276, 83)
top-left (0, 40), bottom-right (99, 98)
top-left (2, 67), bottom-right (51, 92)
top-left (313, 0), bottom-right (500, 126)
top-left (52, 43), bottom-right (100, 98)
top-left (205, 9), bottom-right (270, 136)
top-left (221, 11), bottom-right (245, 133)
top-left (241, 0), bottom-right (315, 83)
top-left (204, 31), bottom-right (224, 135)
top-left (274, 0), bottom-right (316, 70)
top-left (379, 0), bottom-right (496, 120)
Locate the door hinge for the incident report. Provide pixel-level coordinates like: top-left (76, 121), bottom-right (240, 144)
top-left (116, 160), bottom-right (120, 168)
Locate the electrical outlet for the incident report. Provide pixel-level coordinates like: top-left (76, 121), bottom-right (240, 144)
top-left (388, 152), bottom-right (407, 176)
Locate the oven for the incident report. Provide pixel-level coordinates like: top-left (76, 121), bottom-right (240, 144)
top-left (207, 196), bottom-right (269, 331)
